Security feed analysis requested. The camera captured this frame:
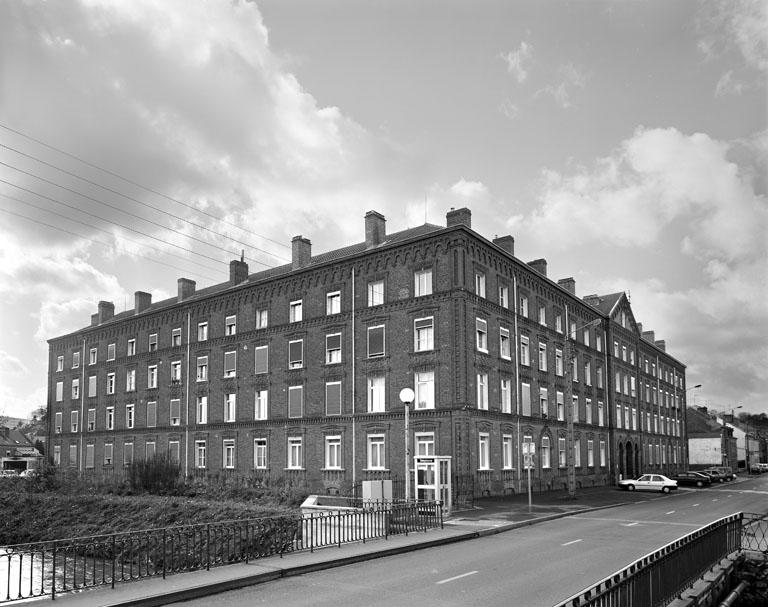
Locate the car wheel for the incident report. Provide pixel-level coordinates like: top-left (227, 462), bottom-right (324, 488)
top-left (662, 486), bottom-right (670, 494)
top-left (719, 478), bottom-right (724, 483)
top-left (696, 481), bottom-right (703, 488)
top-left (627, 484), bottom-right (635, 491)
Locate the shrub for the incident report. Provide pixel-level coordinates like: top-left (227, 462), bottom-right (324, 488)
top-left (128, 454), bottom-right (182, 494)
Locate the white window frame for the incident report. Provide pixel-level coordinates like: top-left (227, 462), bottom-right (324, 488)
top-left (326, 291), bottom-right (341, 315)
top-left (127, 339), bottom-right (136, 356)
top-left (148, 333), bottom-right (158, 352)
top-left (367, 325), bottom-right (385, 358)
top-left (254, 439), bottom-right (267, 469)
top-left (475, 272), bottom-right (486, 298)
top-left (223, 440), bottom-right (236, 469)
top-left (478, 433), bottom-right (490, 470)
top-left (289, 299), bottom-right (303, 323)
top-left (107, 372), bottom-right (115, 395)
top-left (520, 335), bottom-right (530, 366)
top-left (125, 404), bottom-right (134, 429)
top-left (476, 318), bottom-right (488, 353)
top-left (367, 375), bottom-right (386, 413)
top-left (172, 328), bottom-right (182, 347)
top-left (415, 370), bottom-right (435, 410)
top-left (197, 395), bottom-right (208, 424)
top-left (288, 339), bottom-right (304, 369)
top-left (105, 406), bottom-right (114, 431)
top-left (198, 322), bottom-right (208, 342)
top-left (414, 268), bottom-right (433, 297)
top-left (255, 309), bottom-right (269, 329)
top-left (538, 342), bottom-right (547, 372)
top-left (500, 327), bottom-right (511, 360)
top-left (224, 393), bottom-right (237, 422)
top-left (502, 435), bottom-right (514, 469)
top-left (89, 347), bottom-right (97, 365)
top-left (107, 344), bottom-right (115, 361)
top-left (325, 382), bottom-right (342, 416)
top-left (147, 364), bottom-right (158, 389)
top-left (225, 315), bottom-right (237, 336)
top-left (500, 378), bottom-right (512, 413)
top-left (287, 437), bottom-right (303, 469)
top-left (414, 317), bottom-right (434, 352)
top-left (146, 401), bottom-right (157, 427)
top-left (326, 333), bottom-right (342, 364)
top-left (476, 372), bottom-right (488, 410)
top-left (255, 389), bottom-right (268, 420)
top-left (288, 385), bottom-right (303, 418)
top-left (196, 440), bottom-right (207, 469)
top-left (367, 434), bottom-right (386, 470)
top-left (324, 436), bottom-right (342, 470)
top-left (367, 280), bottom-right (384, 307)
top-left (254, 345), bottom-right (268, 374)
top-left (498, 286), bottom-right (509, 309)
top-left (224, 350), bottom-right (237, 378)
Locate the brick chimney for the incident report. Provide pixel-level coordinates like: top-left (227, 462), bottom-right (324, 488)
top-left (178, 278), bottom-right (196, 302)
top-left (493, 235), bottom-right (514, 255)
top-left (230, 259), bottom-right (249, 285)
top-left (446, 207), bottom-right (471, 228)
top-left (365, 211), bottom-right (386, 248)
top-left (583, 294), bottom-right (601, 307)
top-left (292, 236), bottom-right (312, 270)
top-left (91, 313), bottom-right (99, 327)
top-left (527, 259), bottom-right (547, 277)
top-left (655, 340), bottom-right (666, 352)
top-left (642, 330), bottom-right (655, 343)
top-left (557, 277), bottom-right (575, 294)
top-left (134, 291), bottom-right (152, 314)
top-left (637, 322), bottom-right (643, 334)
top-left (98, 301), bottom-right (114, 324)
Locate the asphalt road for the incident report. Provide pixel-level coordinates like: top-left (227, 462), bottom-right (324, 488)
top-left (180, 477), bottom-right (768, 607)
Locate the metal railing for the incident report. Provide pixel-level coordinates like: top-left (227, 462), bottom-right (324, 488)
top-left (1, 501), bottom-right (442, 602)
top-left (553, 513), bottom-right (743, 607)
top-left (742, 512), bottom-right (768, 553)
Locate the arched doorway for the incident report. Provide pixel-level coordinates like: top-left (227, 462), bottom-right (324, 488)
top-left (625, 441), bottom-right (634, 478)
top-left (618, 442), bottom-right (625, 479)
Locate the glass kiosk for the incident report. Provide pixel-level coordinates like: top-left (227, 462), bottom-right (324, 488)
top-left (414, 455), bottom-right (452, 515)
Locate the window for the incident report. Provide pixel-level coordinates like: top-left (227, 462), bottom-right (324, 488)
top-left (596, 334), bottom-right (602, 352)
top-left (366, 435), bottom-right (385, 470)
top-left (125, 404), bottom-right (134, 429)
top-left (597, 366), bottom-right (603, 388)
top-left (289, 300), bottom-right (302, 323)
top-left (499, 286), bottom-right (509, 308)
top-left (630, 349), bottom-right (635, 365)
top-left (616, 404), bottom-right (622, 427)
top-left (197, 356), bottom-right (208, 382)
top-left (574, 439), bottom-right (581, 468)
top-left (519, 295), bottom-right (528, 317)
top-left (224, 351), bottom-right (237, 378)
top-left (541, 436), bottom-right (551, 469)
top-left (476, 373), bottom-right (488, 410)
top-left (623, 374), bottom-right (629, 395)
top-left (127, 339), bottom-right (136, 356)
top-left (288, 339), bottom-right (303, 369)
top-left (367, 280), bottom-right (384, 307)
top-left (224, 393), bottom-right (237, 422)
top-left (126, 369), bottom-right (136, 392)
top-left (123, 442), bottom-right (133, 467)
top-left (415, 370), bottom-right (434, 409)
top-left (145, 442), bottom-right (156, 460)
top-left (583, 329), bottom-right (590, 348)
top-left (171, 361), bottom-right (181, 383)
top-left (71, 378), bottom-right (80, 400)
top-left (478, 433), bottom-right (490, 470)
top-left (557, 391), bottom-right (564, 420)
top-left (325, 436), bottom-right (341, 469)
top-left (572, 395), bottom-right (579, 422)
top-left (68, 444), bottom-right (77, 467)
top-left (632, 407), bottom-right (637, 430)
top-left (325, 382), bottom-right (342, 416)
top-left (107, 372), bottom-right (115, 395)
top-left (367, 325), bottom-right (385, 357)
top-left (586, 398), bottom-right (592, 424)
top-left (521, 382), bottom-right (531, 416)
top-left (500, 378), bottom-right (512, 413)
top-left (106, 407), bottom-right (114, 430)
top-left (326, 333), bottom-right (342, 364)
top-left (89, 347), bottom-right (97, 365)
top-left (104, 443), bottom-right (113, 466)
top-left (225, 315), bottom-right (237, 336)
top-left (367, 375), bottom-right (385, 413)
top-left (475, 272), bottom-right (486, 298)
top-left (539, 387), bottom-right (548, 417)
top-left (223, 440), bottom-right (235, 469)
top-left (500, 327), bottom-right (510, 359)
top-left (288, 385), bottom-right (303, 418)
top-left (538, 342), bottom-right (547, 372)
top-left (622, 345), bottom-right (627, 362)
top-left (56, 381), bottom-right (63, 402)
top-left (172, 328), bottom-right (181, 347)
top-left (414, 317), bottom-right (434, 352)
top-left (57, 355), bottom-right (64, 372)
top-left (475, 318), bottom-right (488, 352)
top-left (170, 399), bottom-right (181, 426)
top-left (558, 438), bottom-right (566, 467)
top-left (107, 344), bottom-right (115, 361)
top-left (72, 351), bottom-right (81, 369)
top-left (198, 322), bottom-right (208, 342)
top-left (287, 437), bottom-right (303, 469)
top-left (555, 348), bottom-right (563, 376)
top-left (587, 440), bottom-right (594, 467)
top-left (555, 314), bottom-right (563, 333)
top-left (88, 375), bottom-right (96, 398)
top-left (415, 268), bottom-right (433, 297)
top-left (254, 345), bottom-right (268, 374)
top-left (326, 291), bottom-right (341, 315)
top-left (147, 365), bottom-right (157, 389)
top-left (197, 395), bottom-right (208, 424)
top-left (630, 376), bottom-right (636, 397)
top-left (70, 410), bottom-right (79, 433)
top-left (503, 435), bottom-right (514, 469)
top-left (615, 372), bottom-right (621, 393)
top-left (625, 406), bottom-right (630, 430)
top-left (254, 439), bottom-right (267, 469)
top-left (584, 361), bottom-right (592, 386)
top-left (146, 401), bottom-right (157, 427)
top-left (196, 441), bottom-right (207, 469)
top-left (520, 335), bottom-right (530, 366)
top-left (600, 440), bottom-right (606, 467)
top-left (538, 305), bottom-right (546, 326)
top-left (570, 321), bottom-right (577, 340)
top-left (256, 309), bottom-right (269, 329)
top-left (149, 333), bottom-right (158, 352)
top-left (416, 432), bottom-right (435, 456)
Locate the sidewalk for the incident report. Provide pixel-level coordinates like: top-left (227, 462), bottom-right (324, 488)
top-left (42, 486), bottom-right (651, 607)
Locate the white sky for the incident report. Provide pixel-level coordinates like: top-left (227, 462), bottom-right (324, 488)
top-left (0, 0), bottom-right (766, 418)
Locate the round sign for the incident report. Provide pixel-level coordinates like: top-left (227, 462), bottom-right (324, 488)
top-left (399, 388), bottom-right (415, 404)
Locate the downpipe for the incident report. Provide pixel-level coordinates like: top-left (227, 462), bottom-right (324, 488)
top-left (718, 580), bottom-right (749, 607)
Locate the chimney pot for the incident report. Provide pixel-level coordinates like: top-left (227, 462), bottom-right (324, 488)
top-left (557, 277), bottom-right (576, 294)
top-left (134, 291), bottom-right (152, 314)
top-left (642, 330), bottom-right (656, 343)
top-left (527, 258), bottom-right (547, 277)
top-left (655, 339), bottom-right (666, 352)
top-left (97, 301), bottom-right (114, 324)
top-left (493, 235), bottom-right (515, 255)
top-left (364, 211), bottom-right (386, 248)
top-left (446, 207), bottom-right (471, 228)
top-left (229, 259), bottom-right (249, 285)
top-left (292, 236), bottom-right (312, 270)
top-left (178, 278), bottom-right (196, 302)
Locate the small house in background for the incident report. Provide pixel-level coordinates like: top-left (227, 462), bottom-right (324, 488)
top-left (0, 426), bottom-right (43, 473)
top-left (686, 406), bottom-right (737, 472)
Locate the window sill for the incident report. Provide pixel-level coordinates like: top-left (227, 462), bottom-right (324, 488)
top-left (321, 468), bottom-right (345, 472)
top-left (284, 467), bottom-right (305, 471)
top-left (363, 468), bottom-right (389, 472)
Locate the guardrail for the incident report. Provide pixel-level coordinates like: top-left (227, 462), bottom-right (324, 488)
top-left (553, 513), bottom-right (743, 607)
top-left (1, 500), bottom-right (442, 602)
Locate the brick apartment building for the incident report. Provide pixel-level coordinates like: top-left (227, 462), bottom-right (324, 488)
top-left (46, 208), bottom-right (689, 499)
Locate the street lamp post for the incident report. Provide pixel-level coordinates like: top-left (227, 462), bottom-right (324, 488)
top-left (399, 388), bottom-right (415, 502)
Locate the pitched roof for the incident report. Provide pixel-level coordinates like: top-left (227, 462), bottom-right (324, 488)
top-left (586, 292), bottom-right (624, 315)
top-left (686, 407), bottom-right (723, 435)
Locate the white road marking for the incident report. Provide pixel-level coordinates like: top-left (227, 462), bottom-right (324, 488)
top-left (573, 515), bottom-right (699, 527)
top-left (666, 511), bottom-right (675, 515)
top-left (437, 571), bottom-right (478, 585)
top-left (693, 504), bottom-right (700, 507)
top-left (562, 539), bottom-right (583, 546)
top-left (622, 522), bottom-right (639, 527)
top-left (713, 499), bottom-right (719, 502)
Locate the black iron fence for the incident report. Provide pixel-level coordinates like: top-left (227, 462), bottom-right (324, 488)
top-left (0, 501), bottom-right (442, 603)
top-left (742, 512), bottom-right (768, 553)
top-left (553, 513), bottom-right (744, 607)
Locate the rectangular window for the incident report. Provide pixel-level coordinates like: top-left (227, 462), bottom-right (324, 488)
top-left (475, 318), bottom-right (488, 352)
top-left (416, 432), bottom-right (435, 457)
top-left (367, 434), bottom-right (386, 470)
top-left (415, 370), bottom-right (435, 409)
top-left (478, 433), bottom-right (490, 470)
top-left (572, 356), bottom-right (579, 382)
top-left (104, 443), bottom-right (113, 466)
top-left (539, 387), bottom-right (548, 417)
top-left (224, 351), bottom-right (237, 378)
top-left (367, 280), bottom-right (384, 307)
top-left (623, 374), bottom-right (629, 396)
top-left (499, 286), bottom-right (509, 308)
top-left (500, 378), bottom-right (512, 413)
top-left (147, 365), bottom-right (158, 389)
top-left (70, 410), bottom-right (79, 433)
top-left (520, 335), bottom-right (530, 366)
top-left (558, 438), bottom-right (566, 468)
top-left (197, 395), bottom-right (208, 424)
top-left (367, 325), bottom-right (385, 357)
top-left (475, 272), bottom-right (486, 298)
top-left (225, 315), bottom-right (237, 336)
top-left (255, 390), bottom-right (269, 420)
top-left (630, 376), bottom-right (636, 397)
top-left (325, 436), bottom-right (341, 469)
top-left (71, 378), bottom-right (80, 400)
top-left (107, 344), bottom-right (115, 361)
top-left (502, 435), bottom-right (514, 469)
top-left (254, 345), bottom-right (268, 374)
top-left (584, 361), bottom-right (592, 386)
top-left (587, 440), bottom-right (594, 467)
top-left (326, 333), bottom-right (342, 364)
top-left (414, 317), bottom-right (434, 351)
top-left (415, 268), bottom-right (433, 296)
top-left (287, 437), bottom-right (303, 469)
top-left (54, 411), bottom-right (62, 434)
top-left (598, 401), bottom-right (604, 426)
top-left (124, 442), bottom-right (134, 466)
top-left (170, 399), bottom-right (181, 426)
top-left (56, 381), bottom-right (63, 402)
top-left (127, 339), bottom-right (136, 356)
top-left (541, 436), bottom-right (551, 469)
top-left (557, 391), bottom-right (564, 421)
top-left (521, 382), bottom-right (531, 416)
top-left (586, 398), bottom-right (592, 424)
top-left (632, 407), bottom-right (637, 431)
top-left (126, 369), bottom-right (136, 392)
top-left (196, 356), bottom-right (208, 382)
top-left (597, 366), bottom-right (603, 389)
top-left (224, 393), bottom-right (237, 422)
top-left (256, 309), bottom-right (269, 329)
top-left (57, 355), bottom-right (64, 372)
top-left (574, 439), bottom-right (581, 468)
top-left (145, 442), bottom-right (156, 461)
top-left (622, 345), bottom-right (627, 362)
top-left (68, 444), bottom-right (77, 466)
top-left (125, 404), bottom-right (134, 429)
top-left (288, 385), bottom-right (303, 418)
top-left (198, 322), bottom-right (208, 342)
top-left (570, 321), bottom-right (577, 339)
top-left (499, 327), bottom-right (511, 359)
top-left (289, 300), bottom-right (302, 323)
top-left (254, 439), bottom-right (267, 469)
top-left (367, 375), bottom-right (385, 413)
top-left (171, 361), bottom-right (181, 383)
top-left (600, 440), bottom-right (606, 467)
top-left (172, 328), bottom-right (181, 347)
top-left (614, 341), bottom-right (619, 358)
top-left (573, 395), bottom-right (580, 422)
top-left (325, 382), bottom-right (342, 416)
top-left (476, 373), bottom-right (488, 410)
top-left (145, 401), bottom-right (157, 427)
top-left (288, 339), bottom-right (303, 369)
top-left (88, 375), bottom-right (96, 398)
top-left (555, 349), bottom-right (563, 376)
top-left (106, 407), bottom-right (114, 431)
top-left (539, 305), bottom-right (546, 326)
top-left (625, 406), bottom-right (630, 430)
top-left (195, 441), bottom-right (206, 469)
top-left (538, 342), bottom-right (547, 371)
top-left (519, 295), bottom-right (528, 317)
top-left (596, 334), bottom-right (602, 352)
top-left (107, 372), bottom-right (115, 395)
top-left (223, 440), bottom-right (235, 469)
top-left (72, 351), bottom-right (81, 369)
top-left (89, 347), bottom-right (97, 365)
top-left (615, 372), bottom-right (621, 393)
top-left (326, 291), bottom-right (341, 315)
top-left (149, 333), bottom-right (158, 352)
top-left (555, 314), bottom-right (563, 333)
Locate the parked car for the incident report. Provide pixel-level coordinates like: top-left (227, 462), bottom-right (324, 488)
top-left (702, 467), bottom-right (736, 481)
top-left (19, 469), bottom-right (37, 478)
top-left (618, 474), bottom-right (678, 493)
top-left (750, 463), bottom-right (768, 474)
top-left (699, 469), bottom-right (728, 483)
top-left (672, 472), bottom-right (712, 488)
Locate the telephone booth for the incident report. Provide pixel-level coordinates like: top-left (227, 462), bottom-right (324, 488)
top-left (414, 455), bottom-right (452, 515)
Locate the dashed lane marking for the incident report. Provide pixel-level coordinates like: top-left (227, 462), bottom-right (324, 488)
top-left (622, 522), bottom-right (639, 527)
top-left (666, 511), bottom-right (675, 515)
top-left (562, 539), bottom-right (583, 546)
top-left (572, 515), bottom-right (699, 527)
top-left (437, 571), bottom-right (478, 585)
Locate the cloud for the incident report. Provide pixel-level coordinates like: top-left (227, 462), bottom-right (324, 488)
top-left (499, 99), bottom-right (520, 120)
top-left (534, 63), bottom-right (587, 109)
top-left (450, 179), bottom-right (490, 200)
top-left (715, 70), bottom-right (746, 96)
top-left (500, 42), bottom-right (534, 83)
top-left (0, 351), bottom-right (28, 376)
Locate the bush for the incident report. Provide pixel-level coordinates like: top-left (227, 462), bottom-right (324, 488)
top-left (128, 454), bottom-right (181, 494)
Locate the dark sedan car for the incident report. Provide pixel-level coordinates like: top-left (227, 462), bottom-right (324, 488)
top-left (672, 472), bottom-right (712, 488)
top-left (700, 469), bottom-right (729, 483)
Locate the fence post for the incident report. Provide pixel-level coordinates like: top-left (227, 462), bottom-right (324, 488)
top-left (206, 524), bottom-right (210, 571)
top-left (111, 534), bottom-right (116, 590)
top-left (51, 541), bottom-right (57, 600)
top-left (162, 528), bottom-right (167, 580)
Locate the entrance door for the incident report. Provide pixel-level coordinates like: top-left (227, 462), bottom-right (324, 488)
top-left (414, 456), bottom-right (452, 515)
